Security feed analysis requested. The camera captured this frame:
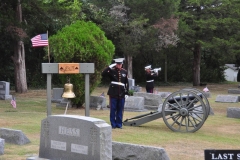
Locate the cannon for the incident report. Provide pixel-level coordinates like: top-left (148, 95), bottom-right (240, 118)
top-left (123, 88), bottom-right (210, 132)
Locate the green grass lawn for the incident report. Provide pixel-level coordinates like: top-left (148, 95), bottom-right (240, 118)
top-left (0, 83), bottom-right (240, 160)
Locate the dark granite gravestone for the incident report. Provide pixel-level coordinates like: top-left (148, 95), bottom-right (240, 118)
top-left (39, 115), bottom-right (112, 160)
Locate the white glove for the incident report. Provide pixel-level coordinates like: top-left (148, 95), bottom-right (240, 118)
top-left (109, 63), bottom-right (116, 69)
top-left (125, 95), bottom-right (129, 99)
top-left (154, 69), bottom-right (158, 73)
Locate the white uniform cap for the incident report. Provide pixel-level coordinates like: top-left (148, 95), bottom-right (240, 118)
top-left (145, 65), bottom-right (151, 70)
top-left (114, 58), bottom-right (125, 64)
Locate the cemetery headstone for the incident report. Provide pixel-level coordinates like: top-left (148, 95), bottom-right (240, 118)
top-left (227, 107), bottom-right (240, 118)
top-left (129, 86), bottom-right (142, 92)
top-left (124, 96), bottom-right (147, 112)
top-left (39, 115), bottom-right (112, 160)
top-left (215, 95), bottom-right (239, 103)
top-left (112, 141), bottom-right (170, 160)
top-left (51, 88), bottom-right (64, 103)
top-left (0, 128), bottom-right (30, 145)
top-left (228, 89), bottom-right (240, 94)
top-left (133, 92), bottom-right (163, 110)
top-left (89, 96), bottom-right (107, 109)
top-left (128, 78), bottom-right (135, 90)
top-left (0, 138), bottom-right (4, 155)
top-left (0, 81), bottom-right (12, 100)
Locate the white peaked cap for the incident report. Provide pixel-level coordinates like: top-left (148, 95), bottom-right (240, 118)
top-left (145, 65), bottom-right (151, 70)
top-left (114, 58), bottom-right (125, 63)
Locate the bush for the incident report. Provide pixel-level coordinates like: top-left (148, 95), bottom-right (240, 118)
top-left (49, 20), bottom-right (115, 106)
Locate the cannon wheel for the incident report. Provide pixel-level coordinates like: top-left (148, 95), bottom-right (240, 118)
top-left (162, 90), bottom-right (207, 133)
top-left (180, 88), bottom-right (211, 119)
top-left (170, 88), bottom-right (210, 127)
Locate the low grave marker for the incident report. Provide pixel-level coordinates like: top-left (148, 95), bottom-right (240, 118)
top-left (112, 141), bottom-right (170, 160)
top-left (228, 89), bottom-right (240, 94)
top-left (0, 128), bottom-right (30, 145)
top-left (227, 107), bottom-right (240, 118)
top-left (215, 95), bottom-right (239, 103)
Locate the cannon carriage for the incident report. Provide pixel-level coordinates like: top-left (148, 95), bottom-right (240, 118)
top-left (123, 88), bottom-right (211, 132)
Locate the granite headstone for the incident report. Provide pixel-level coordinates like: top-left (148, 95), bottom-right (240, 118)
top-left (215, 95), bottom-right (239, 103)
top-left (128, 78), bottom-right (135, 90)
top-left (112, 141), bottom-right (170, 160)
top-left (89, 96), bottom-right (107, 109)
top-left (124, 96), bottom-right (146, 112)
top-left (228, 89), bottom-right (240, 94)
top-left (51, 88), bottom-right (64, 103)
top-left (39, 115), bottom-right (112, 160)
top-left (0, 128), bottom-right (30, 145)
top-left (227, 107), bottom-right (240, 118)
top-left (0, 81), bottom-right (12, 100)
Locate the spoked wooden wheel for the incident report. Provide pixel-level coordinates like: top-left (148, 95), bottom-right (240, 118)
top-left (162, 90), bottom-right (207, 132)
top-left (180, 88), bottom-right (211, 119)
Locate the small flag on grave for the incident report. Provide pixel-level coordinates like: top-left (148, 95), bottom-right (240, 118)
top-left (11, 96), bottom-right (17, 109)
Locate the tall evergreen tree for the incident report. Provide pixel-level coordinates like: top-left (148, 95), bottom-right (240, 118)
top-left (178, 0), bottom-right (240, 85)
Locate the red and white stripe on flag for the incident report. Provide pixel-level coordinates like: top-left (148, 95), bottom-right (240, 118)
top-left (11, 97), bottom-right (17, 109)
top-left (31, 33), bottom-right (48, 47)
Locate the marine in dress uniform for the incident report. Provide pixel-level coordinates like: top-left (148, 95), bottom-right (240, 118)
top-left (101, 58), bottom-right (129, 129)
top-left (145, 65), bottom-right (158, 93)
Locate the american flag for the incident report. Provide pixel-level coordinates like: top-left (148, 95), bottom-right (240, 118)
top-left (11, 96), bottom-right (17, 109)
top-left (31, 33), bottom-right (48, 47)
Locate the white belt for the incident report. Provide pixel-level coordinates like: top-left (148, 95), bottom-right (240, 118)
top-left (146, 80), bottom-right (154, 82)
top-left (111, 81), bottom-right (125, 86)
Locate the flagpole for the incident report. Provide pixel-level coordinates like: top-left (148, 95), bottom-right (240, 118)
top-left (47, 30), bottom-right (50, 63)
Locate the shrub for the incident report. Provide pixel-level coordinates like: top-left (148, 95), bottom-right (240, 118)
top-left (49, 20), bottom-right (115, 106)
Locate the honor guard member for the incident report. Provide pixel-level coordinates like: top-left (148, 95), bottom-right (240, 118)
top-left (145, 65), bottom-right (158, 93)
top-left (101, 58), bottom-right (129, 129)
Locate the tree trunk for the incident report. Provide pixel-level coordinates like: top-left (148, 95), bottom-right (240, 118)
top-left (126, 55), bottom-right (133, 78)
top-left (193, 44), bottom-right (201, 86)
top-left (164, 53), bottom-right (167, 82)
top-left (12, 0), bottom-right (27, 93)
